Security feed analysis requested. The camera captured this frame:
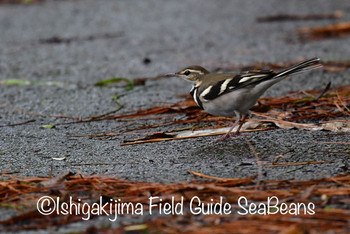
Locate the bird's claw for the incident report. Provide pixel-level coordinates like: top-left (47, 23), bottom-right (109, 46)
top-left (216, 131), bottom-right (241, 141)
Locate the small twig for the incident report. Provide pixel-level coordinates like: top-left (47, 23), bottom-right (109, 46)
top-left (272, 151), bottom-right (292, 164)
top-left (87, 106), bottom-right (124, 121)
top-left (299, 185), bottom-right (316, 200)
top-left (257, 11), bottom-right (342, 22)
top-left (336, 92), bottom-right (350, 115)
top-left (1, 103), bottom-right (81, 120)
top-left (242, 135), bottom-right (262, 189)
top-left (297, 21), bottom-right (350, 42)
top-left (71, 162), bottom-right (135, 166)
top-left (76, 169), bottom-right (84, 179)
top-left (284, 162), bottom-right (312, 174)
top-left (266, 161), bottom-right (333, 167)
top-left (0, 171), bottom-right (20, 175)
top-left (39, 32), bottom-right (124, 44)
top-left (311, 82), bottom-right (331, 102)
top-left (322, 120), bottom-right (350, 123)
top-left (334, 102), bottom-right (350, 117)
top-left (1, 160), bottom-right (12, 175)
top-left (0, 119), bottom-right (36, 127)
top-left (49, 165), bottom-right (53, 177)
top-left (120, 127), bottom-right (273, 146)
top-left (187, 170), bottom-right (254, 183)
top-left (329, 177), bottom-right (350, 187)
top-left (314, 141), bottom-right (350, 145)
top-left (314, 150), bottom-right (350, 154)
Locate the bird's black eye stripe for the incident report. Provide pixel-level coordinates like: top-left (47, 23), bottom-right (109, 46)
top-left (184, 70), bottom-right (191, 76)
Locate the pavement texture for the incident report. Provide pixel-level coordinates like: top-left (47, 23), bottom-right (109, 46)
top-left (1, 0), bottom-right (350, 232)
top-left (0, 0), bottom-right (350, 183)
top-left (1, 0), bottom-right (350, 182)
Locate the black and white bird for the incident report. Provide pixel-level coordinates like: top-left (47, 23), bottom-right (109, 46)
top-left (167, 58), bottom-right (322, 141)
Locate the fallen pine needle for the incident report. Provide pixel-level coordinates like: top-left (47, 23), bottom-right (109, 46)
top-left (297, 21), bottom-right (350, 41)
top-left (0, 119), bottom-right (36, 127)
top-left (187, 170), bottom-right (254, 183)
top-left (313, 141), bottom-right (350, 145)
top-left (257, 11), bottom-right (343, 22)
top-left (1, 173), bottom-right (350, 232)
top-left (266, 161), bottom-right (333, 167)
top-left (120, 127), bottom-right (273, 145)
top-left (243, 134), bottom-right (262, 189)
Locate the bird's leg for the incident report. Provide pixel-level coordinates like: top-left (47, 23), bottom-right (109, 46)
top-left (232, 114), bottom-right (248, 137)
top-left (216, 113), bottom-right (241, 141)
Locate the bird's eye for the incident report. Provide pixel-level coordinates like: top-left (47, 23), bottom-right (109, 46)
top-left (184, 70), bottom-right (191, 76)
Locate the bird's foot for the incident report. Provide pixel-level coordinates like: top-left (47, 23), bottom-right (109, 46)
top-left (216, 134), bottom-right (230, 141)
top-left (216, 131), bottom-right (242, 142)
top-left (232, 131), bottom-right (241, 136)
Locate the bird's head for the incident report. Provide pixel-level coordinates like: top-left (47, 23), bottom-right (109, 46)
top-left (166, 65), bottom-right (209, 84)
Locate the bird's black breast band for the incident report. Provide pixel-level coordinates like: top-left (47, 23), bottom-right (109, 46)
top-left (190, 86), bottom-right (203, 109)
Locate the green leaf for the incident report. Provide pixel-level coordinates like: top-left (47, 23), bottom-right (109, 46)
top-left (124, 224), bottom-right (148, 231)
top-left (284, 161), bottom-right (312, 174)
top-left (294, 97), bottom-right (313, 104)
top-left (95, 77), bottom-right (134, 90)
top-left (36, 81), bottom-right (64, 86)
top-left (40, 124), bottom-right (56, 129)
top-left (1, 204), bottom-right (15, 209)
top-left (2, 79), bottom-right (32, 85)
top-left (0, 79), bottom-right (64, 86)
top-left (324, 206), bottom-right (334, 211)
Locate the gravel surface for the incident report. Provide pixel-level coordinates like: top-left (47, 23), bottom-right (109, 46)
top-left (0, 0), bottom-right (349, 231)
top-left (1, 0), bottom-right (349, 182)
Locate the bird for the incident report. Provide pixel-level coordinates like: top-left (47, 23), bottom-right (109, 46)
top-left (166, 58), bottom-right (322, 141)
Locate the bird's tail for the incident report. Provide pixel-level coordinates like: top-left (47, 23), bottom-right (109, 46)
top-left (274, 58), bottom-right (322, 78)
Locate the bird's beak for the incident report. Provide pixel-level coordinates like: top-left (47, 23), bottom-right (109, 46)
top-left (164, 73), bottom-right (182, 78)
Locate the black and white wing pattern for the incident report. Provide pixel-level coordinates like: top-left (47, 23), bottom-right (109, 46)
top-left (199, 70), bottom-right (275, 102)
top-left (190, 57), bottom-right (321, 108)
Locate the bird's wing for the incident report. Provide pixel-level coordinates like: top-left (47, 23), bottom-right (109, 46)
top-left (199, 70), bottom-right (275, 101)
